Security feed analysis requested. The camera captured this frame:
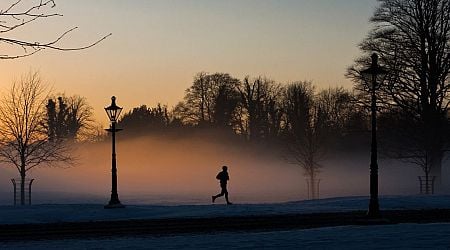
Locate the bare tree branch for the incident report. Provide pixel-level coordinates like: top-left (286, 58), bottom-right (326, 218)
top-left (0, 0), bottom-right (111, 59)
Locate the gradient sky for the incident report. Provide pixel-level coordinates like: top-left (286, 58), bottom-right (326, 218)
top-left (0, 0), bottom-right (377, 122)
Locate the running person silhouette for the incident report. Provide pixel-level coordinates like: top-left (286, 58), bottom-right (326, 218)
top-left (212, 166), bottom-right (232, 205)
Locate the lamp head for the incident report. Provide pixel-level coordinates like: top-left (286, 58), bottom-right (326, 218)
top-left (105, 96), bottom-right (123, 122)
top-left (360, 53), bottom-right (388, 86)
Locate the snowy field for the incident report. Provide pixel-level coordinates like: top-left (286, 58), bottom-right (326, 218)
top-left (1, 223), bottom-right (449, 249)
top-left (0, 195), bottom-right (450, 225)
top-left (1, 195), bottom-right (449, 249)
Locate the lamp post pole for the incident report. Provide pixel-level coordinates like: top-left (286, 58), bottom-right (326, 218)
top-left (368, 58), bottom-right (380, 218)
top-left (362, 53), bottom-right (386, 218)
top-left (105, 96), bottom-right (124, 209)
top-left (109, 120), bottom-right (121, 205)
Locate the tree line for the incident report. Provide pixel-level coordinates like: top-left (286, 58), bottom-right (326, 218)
top-left (121, 74), bottom-right (367, 142)
top-left (118, 73), bottom-right (370, 199)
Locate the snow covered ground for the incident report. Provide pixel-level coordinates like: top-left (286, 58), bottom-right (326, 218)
top-left (0, 195), bottom-right (449, 225)
top-left (1, 223), bottom-right (450, 249)
top-left (1, 195), bottom-right (449, 249)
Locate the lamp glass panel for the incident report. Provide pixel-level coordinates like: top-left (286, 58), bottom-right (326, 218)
top-left (360, 67), bottom-right (387, 85)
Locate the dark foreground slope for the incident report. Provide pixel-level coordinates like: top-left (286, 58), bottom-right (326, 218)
top-left (1, 208), bottom-right (450, 241)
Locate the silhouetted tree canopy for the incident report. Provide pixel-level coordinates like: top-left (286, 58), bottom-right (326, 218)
top-left (46, 95), bottom-right (94, 141)
top-left (237, 76), bottom-right (284, 141)
top-left (174, 72), bottom-right (240, 129)
top-left (118, 104), bottom-right (173, 137)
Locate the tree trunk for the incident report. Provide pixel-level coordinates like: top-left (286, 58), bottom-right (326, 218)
top-left (310, 176), bottom-right (316, 200)
top-left (20, 171), bottom-right (25, 205)
top-left (429, 148), bottom-right (442, 192)
top-left (307, 172), bottom-right (319, 200)
top-left (20, 155), bottom-right (26, 205)
top-left (424, 168), bottom-right (430, 194)
top-left (423, 107), bottom-right (443, 192)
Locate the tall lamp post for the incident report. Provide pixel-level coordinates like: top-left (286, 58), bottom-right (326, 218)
top-left (361, 53), bottom-right (387, 218)
top-left (104, 96), bottom-right (125, 209)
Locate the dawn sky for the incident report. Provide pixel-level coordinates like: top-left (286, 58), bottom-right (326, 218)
top-left (0, 0), bottom-right (377, 122)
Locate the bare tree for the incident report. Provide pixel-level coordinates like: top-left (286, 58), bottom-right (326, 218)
top-left (283, 82), bottom-right (329, 199)
top-left (174, 72), bottom-right (240, 127)
top-left (348, 0), bottom-right (450, 189)
top-left (0, 72), bottom-right (73, 205)
top-left (0, 0), bottom-right (111, 59)
top-left (316, 87), bottom-right (353, 134)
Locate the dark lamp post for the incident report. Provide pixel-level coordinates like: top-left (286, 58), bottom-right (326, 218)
top-left (104, 96), bottom-right (125, 209)
top-left (361, 53), bottom-right (387, 218)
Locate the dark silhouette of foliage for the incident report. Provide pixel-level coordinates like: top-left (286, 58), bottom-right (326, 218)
top-left (118, 104), bottom-right (172, 136)
top-left (237, 76), bottom-right (283, 141)
top-left (213, 84), bottom-right (240, 129)
top-left (316, 87), bottom-right (354, 135)
top-left (46, 95), bottom-right (94, 141)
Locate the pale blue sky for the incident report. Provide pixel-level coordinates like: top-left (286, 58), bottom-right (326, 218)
top-left (0, 0), bottom-right (378, 120)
